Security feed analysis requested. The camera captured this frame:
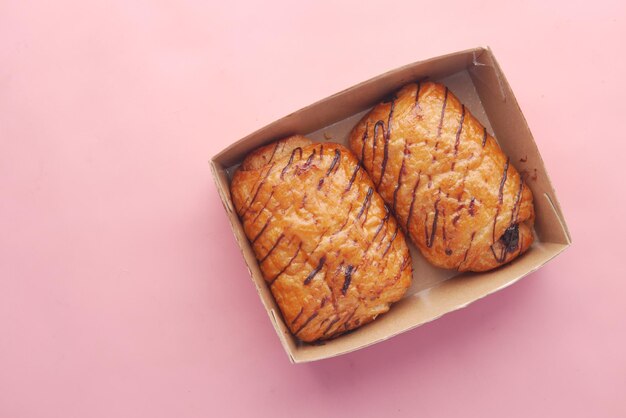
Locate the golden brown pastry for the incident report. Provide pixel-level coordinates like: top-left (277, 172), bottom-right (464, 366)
top-left (230, 135), bottom-right (412, 342)
top-left (349, 82), bottom-right (535, 272)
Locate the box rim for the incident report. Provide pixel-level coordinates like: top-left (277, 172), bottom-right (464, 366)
top-left (209, 45), bottom-right (571, 363)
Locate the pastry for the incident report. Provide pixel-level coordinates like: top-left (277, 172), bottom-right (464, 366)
top-left (349, 82), bottom-right (535, 272)
top-left (230, 135), bottom-right (412, 342)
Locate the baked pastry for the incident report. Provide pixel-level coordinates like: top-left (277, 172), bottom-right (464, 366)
top-left (230, 135), bottom-right (412, 342)
top-left (349, 82), bottom-right (535, 272)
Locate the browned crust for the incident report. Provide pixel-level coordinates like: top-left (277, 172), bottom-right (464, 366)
top-left (230, 136), bottom-right (412, 342)
top-left (349, 82), bottom-right (535, 272)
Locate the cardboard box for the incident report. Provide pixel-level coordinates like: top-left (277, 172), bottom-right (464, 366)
top-left (210, 46), bottom-right (571, 363)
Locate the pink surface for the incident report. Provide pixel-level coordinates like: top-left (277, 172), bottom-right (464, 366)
top-left (1, 1), bottom-right (625, 417)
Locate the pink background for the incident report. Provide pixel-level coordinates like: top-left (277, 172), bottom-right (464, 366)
top-left (1, 1), bottom-right (625, 417)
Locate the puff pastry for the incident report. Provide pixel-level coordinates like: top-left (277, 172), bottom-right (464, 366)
top-left (349, 82), bottom-right (535, 272)
top-left (230, 136), bottom-right (412, 342)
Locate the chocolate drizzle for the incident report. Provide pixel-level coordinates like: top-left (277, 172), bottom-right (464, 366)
top-left (373, 209), bottom-right (390, 242)
top-left (436, 87), bottom-right (449, 138)
top-left (294, 312), bottom-right (318, 336)
top-left (492, 157), bottom-right (510, 243)
top-left (458, 231), bottom-right (476, 270)
top-left (337, 204), bottom-right (352, 232)
top-left (357, 187), bottom-right (373, 220)
top-left (323, 317), bottom-right (341, 336)
top-left (345, 164), bottom-right (361, 193)
top-left (303, 149), bottom-right (317, 168)
top-left (425, 194), bottom-right (441, 248)
top-left (393, 140), bottom-right (409, 212)
top-left (405, 172), bottom-right (422, 232)
top-left (251, 216), bottom-right (271, 244)
top-left (371, 120), bottom-right (385, 168)
top-left (414, 82), bottom-right (422, 107)
top-left (457, 169), bottom-right (468, 201)
top-left (326, 149), bottom-right (341, 176)
top-left (280, 147), bottom-right (303, 179)
top-left (510, 176), bottom-right (524, 224)
top-left (251, 189), bottom-right (274, 223)
top-left (239, 163), bottom-right (275, 217)
top-left (382, 224), bottom-right (399, 256)
top-left (267, 142), bottom-right (279, 164)
top-left (441, 207), bottom-right (447, 242)
top-left (303, 256), bottom-right (326, 285)
top-left (308, 227), bottom-right (329, 257)
top-left (498, 158), bottom-right (510, 203)
top-left (270, 242), bottom-right (302, 285)
top-left (342, 265), bottom-right (354, 295)
top-left (359, 121), bottom-right (369, 165)
top-left (290, 307), bottom-right (304, 325)
top-left (453, 105), bottom-right (466, 156)
top-left (342, 307), bottom-right (358, 330)
top-left (376, 96), bottom-right (396, 188)
top-left (259, 233), bottom-right (284, 263)
top-left (490, 246), bottom-right (503, 263)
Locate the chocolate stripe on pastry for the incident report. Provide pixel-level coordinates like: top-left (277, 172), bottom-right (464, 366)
top-left (382, 224), bottom-right (399, 257)
top-left (405, 171), bottom-right (422, 232)
top-left (357, 187), bottom-right (374, 220)
top-left (414, 82), bottom-right (422, 107)
top-left (294, 312), bottom-right (319, 336)
top-left (376, 96), bottom-right (396, 188)
top-left (373, 208), bottom-right (391, 241)
top-left (322, 316), bottom-right (341, 336)
top-left (392, 140), bottom-right (409, 212)
top-left (342, 265), bottom-right (354, 295)
top-left (492, 157), bottom-right (510, 244)
top-left (280, 147), bottom-right (303, 179)
top-left (303, 256), bottom-right (326, 285)
top-left (304, 149), bottom-right (317, 167)
top-left (251, 217), bottom-right (271, 244)
top-left (359, 121), bottom-right (369, 165)
top-left (259, 234), bottom-right (285, 263)
top-left (238, 163), bottom-right (275, 217)
top-left (453, 105), bottom-right (466, 156)
top-left (267, 142), bottom-right (279, 164)
top-left (251, 189), bottom-right (274, 223)
top-left (436, 86), bottom-right (449, 139)
top-left (345, 164), bottom-right (361, 193)
top-left (290, 307), bottom-right (304, 326)
top-left (269, 242), bottom-right (302, 285)
top-left (424, 192), bottom-right (441, 249)
top-left (326, 149), bottom-right (341, 176)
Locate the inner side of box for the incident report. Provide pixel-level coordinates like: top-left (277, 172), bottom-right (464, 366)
top-left (211, 47), bottom-right (570, 363)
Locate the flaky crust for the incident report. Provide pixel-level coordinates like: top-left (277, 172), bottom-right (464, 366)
top-left (349, 82), bottom-right (535, 272)
top-left (230, 136), bottom-right (412, 342)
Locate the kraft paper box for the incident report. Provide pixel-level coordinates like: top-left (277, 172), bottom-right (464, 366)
top-left (210, 46), bottom-right (571, 363)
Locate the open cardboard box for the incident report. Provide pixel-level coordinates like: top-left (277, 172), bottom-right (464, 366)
top-left (210, 46), bottom-right (571, 363)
